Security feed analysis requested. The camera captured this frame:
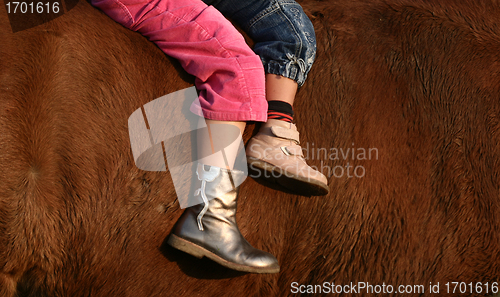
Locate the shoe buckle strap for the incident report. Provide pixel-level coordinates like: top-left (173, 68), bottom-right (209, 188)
top-left (270, 126), bottom-right (300, 144)
top-left (280, 145), bottom-right (304, 157)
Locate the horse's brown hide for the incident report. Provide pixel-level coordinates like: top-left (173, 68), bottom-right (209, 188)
top-left (0, 0), bottom-right (499, 296)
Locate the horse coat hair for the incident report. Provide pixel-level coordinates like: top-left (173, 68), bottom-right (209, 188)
top-left (0, 0), bottom-right (499, 296)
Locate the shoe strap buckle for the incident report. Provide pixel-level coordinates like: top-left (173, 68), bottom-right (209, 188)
top-left (280, 146), bottom-right (292, 156)
top-left (280, 145), bottom-right (304, 157)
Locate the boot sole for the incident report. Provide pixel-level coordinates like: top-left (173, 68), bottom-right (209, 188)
top-left (167, 234), bottom-right (280, 274)
top-left (247, 157), bottom-right (329, 196)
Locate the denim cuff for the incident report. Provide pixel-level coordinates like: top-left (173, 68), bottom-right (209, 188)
top-left (264, 56), bottom-right (309, 87)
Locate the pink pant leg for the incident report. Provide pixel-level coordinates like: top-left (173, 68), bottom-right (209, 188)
top-left (91, 0), bottom-right (267, 122)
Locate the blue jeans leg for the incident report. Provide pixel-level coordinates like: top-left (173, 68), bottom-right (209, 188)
top-left (203, 0), bottom-right (317, 87)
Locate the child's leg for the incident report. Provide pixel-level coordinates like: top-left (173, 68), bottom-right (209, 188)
top-left (170, 117), bottom-right (279, 274)
top-left (204, 0), bottom-right (329, 196)
top-left (91, 0), bottom-right (268, 122)
top-left (91, 0), bottom-right (278, 273)
top-left (197, 119), bottom-right (245, 170)
top-left (202, 0), bottom-right (316, 87)
top-left (266, 74), bottom-right (298, 106)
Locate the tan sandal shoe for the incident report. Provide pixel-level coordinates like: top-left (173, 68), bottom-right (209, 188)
top-left (246, 119), bottom-right (329, 196)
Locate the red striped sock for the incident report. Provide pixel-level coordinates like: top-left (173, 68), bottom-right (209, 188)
top-left (267, 100), bottom-right (294, 123)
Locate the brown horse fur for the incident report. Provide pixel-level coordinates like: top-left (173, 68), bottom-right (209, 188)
top-left (1, 0), bottom-right (500, 296)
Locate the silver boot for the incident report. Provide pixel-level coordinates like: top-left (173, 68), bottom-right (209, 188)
top-left (168, 163), bottom-right (280, 274)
